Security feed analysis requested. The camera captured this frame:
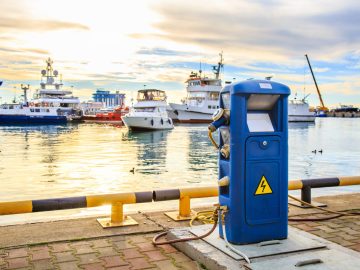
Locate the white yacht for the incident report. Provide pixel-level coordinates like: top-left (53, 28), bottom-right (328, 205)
top-left (169, 53), bottom-right (224, 123)
top-left (32, 58), bottom-right (82, 121)
top-left (0, 58), bottom-right (82, 125)
top-left (122, 89), bottom-right (174, 131)
top-left (288, 96), bottom-right (316, 122)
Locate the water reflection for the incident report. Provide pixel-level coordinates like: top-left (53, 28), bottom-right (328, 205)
top-left (187, 125), bottom-right (217, 171)
top-left (123, 130), bottom-right (171, 175)
top-left (0, 119), bottom-right (359, 203)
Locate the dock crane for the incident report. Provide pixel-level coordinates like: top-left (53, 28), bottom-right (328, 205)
top-left (305, 54), bottom-right (328, 113)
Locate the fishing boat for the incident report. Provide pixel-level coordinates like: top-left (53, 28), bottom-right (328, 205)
top-left (122, 89), bottom-right (174, 130)
top-left (169, 53), bottom-right (224, 123)
top-left (0, 58), bottom-right (82, 125)
top-left (82, 106), bottom-right (129, 124)
top-left (288, 95), bottom-right (316, 122)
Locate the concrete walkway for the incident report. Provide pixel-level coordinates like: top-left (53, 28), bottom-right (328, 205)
top-left (0, 193), bottom-right (359, 269)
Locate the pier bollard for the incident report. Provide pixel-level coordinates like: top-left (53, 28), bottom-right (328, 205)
top-left (156, 187), bottom-right (218, 221)
top-left (97, 202), bottom-right (138, 228)
top-left (89, 191), bottom-right (153, 228)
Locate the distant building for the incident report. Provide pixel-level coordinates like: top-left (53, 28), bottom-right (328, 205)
top-left (92, 89), bottom-right (125, 108)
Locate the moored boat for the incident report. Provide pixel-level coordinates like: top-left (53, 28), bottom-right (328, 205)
top-left (288, 97), bottom-right (316, 122)
top-left (122, 89), bottom-right (174, 131)
top-left (0, 58), bottom-right (82, 125)
top-left (82, 106), bottom-right (129, 124)
top-left (169, 53), bottom-right (224, 123)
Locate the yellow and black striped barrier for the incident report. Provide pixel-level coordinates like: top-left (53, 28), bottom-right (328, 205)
top-left (0, 191), bottom-right (152, 228)
top-left (1, 176), bottom-right (359, 224)
top-left (288, 176), bottom-right (360, 207)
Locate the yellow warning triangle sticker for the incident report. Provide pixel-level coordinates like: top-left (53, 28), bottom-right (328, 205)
top-left (255, 175), bottom-right (273, 195)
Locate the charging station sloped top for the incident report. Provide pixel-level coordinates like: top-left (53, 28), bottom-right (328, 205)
top-left (222, 79), bottom-right (291, 96)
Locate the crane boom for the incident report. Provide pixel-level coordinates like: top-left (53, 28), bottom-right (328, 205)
top-left (305, 54), bottom-right (325, 108)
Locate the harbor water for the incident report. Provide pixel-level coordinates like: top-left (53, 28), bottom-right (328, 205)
top-left (0, 118), bottom-right (359, 223)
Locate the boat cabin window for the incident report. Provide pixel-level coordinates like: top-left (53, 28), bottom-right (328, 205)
top-left (137, 90), bottom-right (166, 101)
top-left (188, 92), bottom-right (206, 100)
top-left (208, 92), bottom-right (219, 100)
top-left (188, 81), bottom-right (201, 86)
top-left (30, 108), bottom-right (34, 112)
top-left (35, 108), bottom-right (40, 112)
top-left (135, 107), bottom-right (155, 112)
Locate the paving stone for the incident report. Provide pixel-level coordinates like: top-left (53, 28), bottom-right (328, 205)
top-left (30, 249), bottom-right (51, 261)
top-left (74, 245), bottom-right (96, 255)
top-left (348, 243), bottom-right (360, 252)
top-left (168, 252), bottom-right (191, 263)
top-left (310, 230), bottom-right (333, 239)
top-left (82, 262), bottom-right (104, 270)
top-left (153, 260), bottom-right (179, 270)
top-left (121, 248), bottom-right (143, 259)
top-left (58, 261), bottom-right (80, 270)
top-left (7, 257), bottom-right (29, 269)
top-left (49, 243), bottom-right (73, 253)
top-left (6, 248), bottom-right (28, 258)
top-left (158, 244), bottom-right (177, 254)
top-left (339, 227), bottom-right (360, 235)
top-left (336, 232), bottom-right (359, 241)
top-left (135, 242), bottom-right (157, 252)
top-left (102, 256), bottom-right (128, 268)
top-left (113, 241), bottom-right (134, 250)
top-left (90, 239), bottom-right (112, 249)
top-left (315, 225), bottom-right (338, 233)
top-left (107, 266), bottom-right (131, 270)
top-left (127, 257), bottom-right (154, 269)
top-left (31, 259), bottom-right (54, 270)
top-left (144, 250), bottom-right (167, 262)
top-left (54, 251), bottom-right (77, 263)
top-left (29, 246), bottom-right (49, 252)
top-left (325, 222), bottom-right (345, 229)
top-left (129, 235), bottom-right (148, 244)
top-left (97, 247), bottom-right (119, 257)
top-left (78, 253), bottom-right (101, 265)
top-left (325, 236), bottom-right (356, 247)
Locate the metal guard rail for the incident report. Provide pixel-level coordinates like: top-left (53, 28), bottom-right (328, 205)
top-left (0, 176), bottom-right (359, 226)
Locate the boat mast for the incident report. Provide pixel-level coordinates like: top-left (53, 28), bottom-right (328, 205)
top-left (212, 52), bottom-right (224, 80)
top-left (305, 54), bottom-right (325, 109)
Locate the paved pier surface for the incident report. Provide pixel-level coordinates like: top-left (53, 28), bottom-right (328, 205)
top-left (0, 193), bottom-right (359, 269)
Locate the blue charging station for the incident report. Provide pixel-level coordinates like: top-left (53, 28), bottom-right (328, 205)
top-left (213, 79), bottom-right (290, 244)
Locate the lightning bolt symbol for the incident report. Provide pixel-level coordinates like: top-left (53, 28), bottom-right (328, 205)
top-left (261, 180), bottom-right (266, 192)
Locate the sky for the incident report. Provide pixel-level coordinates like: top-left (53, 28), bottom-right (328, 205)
top-left (0, 0), bottom-right (360, 108)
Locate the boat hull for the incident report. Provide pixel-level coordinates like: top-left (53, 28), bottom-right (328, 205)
top-left (169, 104), bottom-right (213, 123)
top-left (0, 115), bottom-right (67, 125)
top-left (288, 115), bottom-right (316, 122)
top-left (122, 116), bottom-right (173, 130)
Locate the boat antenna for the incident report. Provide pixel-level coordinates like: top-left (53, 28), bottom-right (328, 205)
top-left (212, 51), bottom-right (224, 80)
top-left (21, 84), bottom-right (30, 103)
top-left (199, 61), bottom-right (202, 78)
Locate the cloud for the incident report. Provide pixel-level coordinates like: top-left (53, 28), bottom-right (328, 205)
top-left (0, 18), bottom-right (89, 32)
top-left (136, 48), bottom-right (193, 57)
top-left (149, 0), bottom-right (360, 63)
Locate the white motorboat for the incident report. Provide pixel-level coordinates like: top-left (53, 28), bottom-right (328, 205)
top-left (122, 89), bottom-right (174, 130)
top-left (288, 96), bottom-right (316, 122)
top-left (169, 53), bottom-right (224, 123)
